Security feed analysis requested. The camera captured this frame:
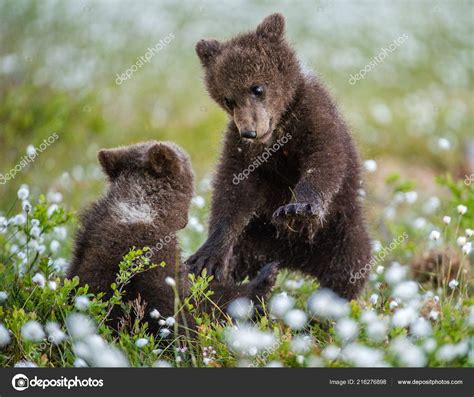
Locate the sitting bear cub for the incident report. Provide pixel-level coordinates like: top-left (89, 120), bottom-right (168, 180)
top-left (188, 13), bottom-right (371, 300)
top-left (67, 141), bottom-right (277, 334)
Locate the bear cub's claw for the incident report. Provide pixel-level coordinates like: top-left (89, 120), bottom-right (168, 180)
top-left (272, 202), bottom-right (321, 218)
top-left (186, 245), bottom-right (227, 281)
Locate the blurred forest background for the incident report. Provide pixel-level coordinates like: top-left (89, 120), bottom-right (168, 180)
top-left (0, 0), bottom-right (472, 252)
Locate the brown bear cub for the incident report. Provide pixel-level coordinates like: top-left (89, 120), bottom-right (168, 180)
top-left (67, 141), bottom-right (277, 334)
top-left (188, 13), bottom-right (371, 300)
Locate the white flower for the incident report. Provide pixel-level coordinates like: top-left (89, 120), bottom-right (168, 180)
top-left (74, 358), bottom-right (88, 367)
top-left (135, 338), bottom-right (149, 348)
top-left (423, 196), bottom-right (440, 214)
top-left (21, 320), bottom-right (45, 342)
top-left (165, 277), bottom-right (176, 287)
top-left (225, 325), bottom-right (275, 356)
top-left (269, 292), bottom-right (295, 318)
top-left (393, 281), bottom-right (419, 301)
top-left (437, 137), bottom-right (451, 150)
top-left (22, 201), bottom-right (32, 213)
top-left (227, 297), bottom-right (254, 320)
top-left (47, 191), bottom-right (63, 203)
top-left (47, 280), bottom-right (57, 290)
top-left (429, 230), bottom-right (440, 240)
top-left (26, 145), bottom-right (37, 157)
top-left (75, 296), bottom-right (90, 311)
top-left (369, 294), bottom-right (379, 305)
top-left (0, 324), bottom-right (11, 347)
top-left (150, 309), bottom-right (160, 319)
top-left (462, 242), bottom-right (472, 255)
top-left (341, 343), bottom-right (385, 367)
top-left (266, 360), bottom-right (284, 367)
top-left (429, 310), bottom-right (439, 320)
top-left (284, 309), bottom-right (307, 330)
top-left (364, 159), bottom-right (377, 173)
top-left (360, 310), bottom-right (377, 324)
top-left (159, 328), bottom-right (171, 338)
top-left (411, 317), bottom-right (432, 338)
top-left (73, 334), bottom-right (129, 367)
top-left (308, 289), bottom-right (349, 319)
top-left (366, 319), bottom-right (389, 342)
top-left (46, 204), bottom-right (59, 218)
top-left (50, 240), bottom-right (60, 253)
top-left (457, 205), bottom-right (467, 215)
top-left (423, 338), bottom-right (437, 353)
top-left (466, 228), bottom-right (473, 237)
top-left (336, 318), bottom-right (359, 342)
top-left (291, 335), bottom-right (313, 354)
top-left (14, 214), bottom-right (26, 225)
top-left (191, 196), bottom-right (205, 208)
top-left (448, 279), bottom-right (459, 289)
top-left (30, 219), bottom-right (40, 227)
top-left (0, 291), bottom-right (8, 302)
top-left (66, 313), bottom-right (96, 339)
top-left (442, 216), bottom-right (451, 224)
top-left (53, 226), bottom-right (67, 240)
top-left (0, 217), bottom-right (7, 233)
top-left (376, 265), bottom-right (384, 274)
top-left (390, 336), bottom-right (426, 367)
top-left (392, 306), bottom-right (417, 328)
top-left (17, 186), bottom-right (29, 200)
top-left (436, 341), bottom-right (469, 362)
top-left (32, 272), bottom-right (46, 288)
top-left (188, 216), bottom-right (204, 233)
top-left (14, 360), bottom-right (37, 368)
top-left (385, 262), bottom-right (408, 285)
top-left (372, 240), bottom-right (382, 252)
top-left (45, 322), bottom-right (67, 344)
top-left (158, 319), bottom-right (166, 326)
top-left (322, 345), bottom-right (341, 361)
top-left (404, 191), bottom-right (418, 204)
top-left (30, 226), bottom-right (41, 238)
top-left (457, 236), bottom-right (467, 246)
top-left (165, 317), bottom-right (176, 327)
top-left (284, 279), bottom-right (304, 290)
top-left (153, 360), bottom-right (172, 367)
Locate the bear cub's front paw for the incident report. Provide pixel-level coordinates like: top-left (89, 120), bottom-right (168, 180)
top-left (186, 244), bottom-right (228, 281)
top-left (272, 202), bottom-right (325, 238)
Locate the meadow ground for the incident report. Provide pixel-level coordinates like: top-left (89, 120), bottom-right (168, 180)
top-left (0, 0), bottom-right (472, 367)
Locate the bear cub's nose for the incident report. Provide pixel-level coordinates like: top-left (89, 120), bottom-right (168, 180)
top-left (240, 130), bottom-right (257, 139)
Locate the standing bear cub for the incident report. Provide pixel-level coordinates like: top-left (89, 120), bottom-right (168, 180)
top-left (188, 13), bottom-right (371, 299)
top-left (67, 141), bottom-right (277, 334)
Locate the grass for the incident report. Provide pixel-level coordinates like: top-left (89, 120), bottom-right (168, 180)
top-left (0, 0), bottom-right (472, 368)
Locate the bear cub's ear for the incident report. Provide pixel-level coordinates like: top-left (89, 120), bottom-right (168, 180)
top-left (256, 13), bottom-right (285, 42)
top-left (147, 143), bottom-right (182, 177)
top-left (98, 148), bottom-right (124, 179)
top-left (195, 39), bottom-right (222, 67)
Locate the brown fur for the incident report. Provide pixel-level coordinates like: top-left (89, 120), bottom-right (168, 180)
top-left (67, 141), bottom-right (277, 334)
top-left (188, 14), bottom-right (371, 300)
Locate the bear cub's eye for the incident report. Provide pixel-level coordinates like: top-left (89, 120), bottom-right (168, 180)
top-left (251, 85), bottom-right (265, 97)
top-left (223, 97), bottom-right (235, 110)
